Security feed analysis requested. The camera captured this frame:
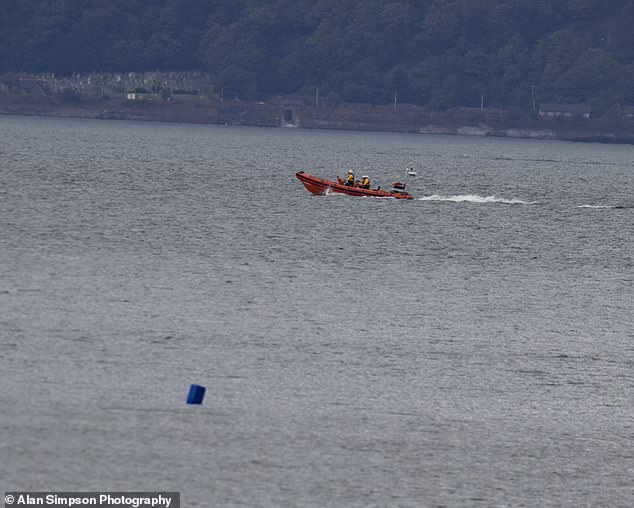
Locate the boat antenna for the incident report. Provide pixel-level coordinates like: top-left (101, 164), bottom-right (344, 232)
top-left (404, 165), bottom-right (417, 187)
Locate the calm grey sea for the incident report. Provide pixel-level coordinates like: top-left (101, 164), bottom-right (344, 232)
top-left (1, 115), bottom-right (633, 507)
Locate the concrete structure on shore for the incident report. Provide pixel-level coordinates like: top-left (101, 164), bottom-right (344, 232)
top-left (539, 103), bottom-right (592, 119)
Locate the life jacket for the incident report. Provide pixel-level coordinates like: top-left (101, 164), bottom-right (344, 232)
top-left (345, 174), bottom-right (355, 185)
top-left (360, 177), bottom-right (370, 189)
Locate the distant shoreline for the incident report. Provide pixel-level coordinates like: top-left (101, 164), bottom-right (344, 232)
top-left (3, 92), bottom-right (634, 144)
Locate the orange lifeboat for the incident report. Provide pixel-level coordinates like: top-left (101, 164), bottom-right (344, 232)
top-left (295, 171), bottom-right (414, 199)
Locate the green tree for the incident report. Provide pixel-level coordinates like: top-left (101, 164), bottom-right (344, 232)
top-left (555, 48), bottom-right (622, 111)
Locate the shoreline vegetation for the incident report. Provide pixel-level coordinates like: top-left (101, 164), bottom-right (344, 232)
top-left (3, 72), bottom-right (634, 144)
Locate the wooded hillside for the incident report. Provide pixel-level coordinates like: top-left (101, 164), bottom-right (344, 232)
top-left (2, 0), bottom-right (634, 112)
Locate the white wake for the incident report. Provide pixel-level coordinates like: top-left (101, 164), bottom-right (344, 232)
top-left (577, 204), bottom-right (617, 209)
top-left (418, 194), bottom-right (538, 205)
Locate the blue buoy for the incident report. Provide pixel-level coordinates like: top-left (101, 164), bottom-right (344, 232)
top-left (187, 384), bottom-right (206, 405)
